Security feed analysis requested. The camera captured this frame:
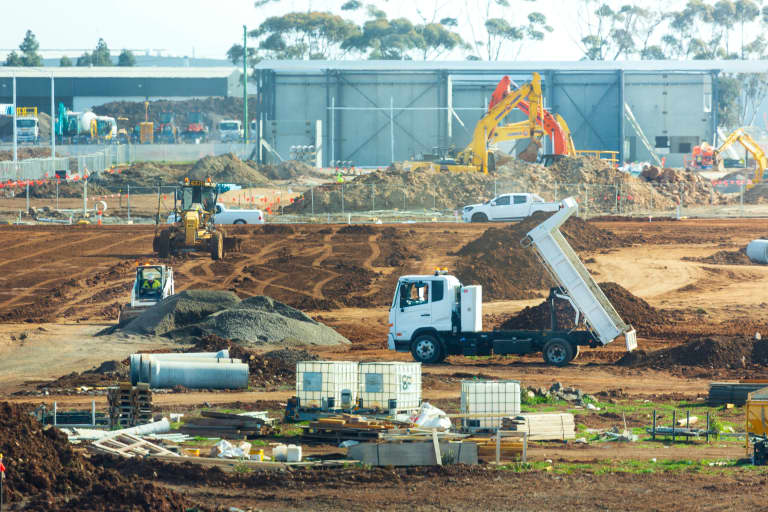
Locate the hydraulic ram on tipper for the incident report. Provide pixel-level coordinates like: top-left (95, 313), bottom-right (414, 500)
top-left (522, 197), bottom-right (637, 351)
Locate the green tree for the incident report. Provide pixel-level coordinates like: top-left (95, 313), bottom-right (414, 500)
top-left (18, 30), bottom-right (43, 66)
top-left (733, 0), bottom-right (760, 58)
top-left (662, 0), bottom-right (715, 59)
top-left (117, 49), bottom-right (136, 66)
top-left (76, 52), bottom-right (92, 66)
top-left (340, 0), bottom-right (361, 10)
top-left (226, 43), bottom-right (258, 66)
top-left (577, 3), bottom-right (662, 60)
top-left (91, 38), bottom-right (112, 66)
top-left (414, 22), bottom-right (466, 59)
top-left (59, 55), bottom-right (73, 67)
top-left (466, 0), bottom-right (551, 60)
top-left (716, 74), bottom-right (741, 129)
top-left (4, 51), bottom-right (23, 66)
top-left (342, 16), bottom-right (421, 59)
top-left (250, 11), bottom-right (361, 60)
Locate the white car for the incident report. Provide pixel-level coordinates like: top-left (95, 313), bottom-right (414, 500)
top-left (168, 203), bottom-right (265, 225)
top-left (462, 193), bottom-right (560, 222)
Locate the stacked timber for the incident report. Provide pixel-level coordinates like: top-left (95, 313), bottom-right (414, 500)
top-left (463, 436), bottom-right (525, 461)
top-left (708, 382), bottom-right (768, 405)
top-left (181, 411), bottom-right (275, 438)
top-left (302, 414), bottom-right (396, 441)
top-left (108, 382), bottom-right (153, 428)
top-left (502, 413), bottom-right (575, 441)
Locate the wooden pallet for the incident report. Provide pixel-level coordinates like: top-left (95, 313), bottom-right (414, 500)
top-left (91, 433), bottom-right (179, 458)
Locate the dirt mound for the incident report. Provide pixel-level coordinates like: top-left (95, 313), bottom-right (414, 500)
top-left (0, 147), bottom-right (51, 161)
top-left (684, 248), bottom-right (754, 265)
top-left (94, 161), bottom-right (188, 189)
top-left (36, 360), bottom-right (128, 390)
top-left (258, 160), bottom-right (319, 180)
top-left (0, 402), bottom-right (203, 510)
top-left (92, 96), bottom-right (259, 133)
top-left (337, 224), bottom-right (376, 234)
top-left (261, 224), bottom-right (295, 234)
top-left (498, 282), bottom-right (671, 335)
top-left (454, 212), bottom-right (634, 300)
top-left (744, 182), bottom-right (768, 203)
top-left (616, 336), bottom-right (762, 368)
top-left (23, 179), bottom-right (108, 199)
top-left (190, 295), bottom-right (350, 347)
top-left (190, 334), bottom-right (318, 387)
top-left (187, 153), bottom-right (269, 184)
top-left (123, 289), bottom-right (240, 335)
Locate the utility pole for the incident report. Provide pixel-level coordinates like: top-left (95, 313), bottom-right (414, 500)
top-left (243, 25), bottom-right (249, 160)
top-left (51, 73), bottom-right (55, 173)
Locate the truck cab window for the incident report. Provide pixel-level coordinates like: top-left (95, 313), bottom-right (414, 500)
top-left (513, 195), bottom-right (527, 204)
top-left (494, 195), bottom-right (510, 206)
top-left (399, 281), bottom-right (429, 308)
top-left (431, 280), bottom-right (444, 302)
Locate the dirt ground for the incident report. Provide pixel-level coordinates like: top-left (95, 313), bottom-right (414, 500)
top-left (1, 218), bottom-right (768, 510)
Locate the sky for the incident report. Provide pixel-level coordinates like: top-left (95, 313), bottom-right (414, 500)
top-left (0, 0), bottom-right (603, 62)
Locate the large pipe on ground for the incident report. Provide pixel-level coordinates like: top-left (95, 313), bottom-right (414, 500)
top-left (746, 239), bottom-right (768, 264)
top-left (130, 350), bottom-right (230, 384)
top-left (149, 360), bottom-right (249, 389)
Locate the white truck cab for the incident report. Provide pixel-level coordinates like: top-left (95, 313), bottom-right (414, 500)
top-left (167, 202), bottom-right (264, 225)
top-left (462, 192), bottom-right (559, 222)
top-left (219, 120), bottom-right (243, 142)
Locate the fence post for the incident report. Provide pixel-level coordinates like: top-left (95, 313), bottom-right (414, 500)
top-left (494, 179), bottom-right (497, 197)
top-left (584, 183), bottom-right (589, 219)
top-left (341, 182), bottom-right (344, 214)
top-left (83, 176), bottom-right (87, 216)
top-left (56, 178), bottom-right (59, 210)
top-left (554, 182), bottom-right (558, 201)
top-left (311, 186), bottom-right (314, 215)
top-left (127, 184), bottom-right (131, 223)
top-left (371, 183), bottom-right (374, 212)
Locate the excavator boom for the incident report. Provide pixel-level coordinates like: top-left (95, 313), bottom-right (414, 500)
top-left (714, 128), bottom-right (768, 188)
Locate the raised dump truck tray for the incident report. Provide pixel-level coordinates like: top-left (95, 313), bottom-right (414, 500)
top-left (523, 197), bottom-right (637, 351)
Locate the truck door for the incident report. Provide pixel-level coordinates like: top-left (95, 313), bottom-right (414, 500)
top-left (511, 194), bottom-right (529, 219)
top-left (392, 280), bottom-right (432, 341)
top-left (489, 194), bottom-right (512, 220)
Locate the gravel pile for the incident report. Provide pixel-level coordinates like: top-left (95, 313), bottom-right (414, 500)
top-left (123, 289), bottom-right (240, 335)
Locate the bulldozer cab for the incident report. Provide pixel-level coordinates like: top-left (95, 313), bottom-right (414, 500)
top-left (137, 265), bottom-right (164, 300)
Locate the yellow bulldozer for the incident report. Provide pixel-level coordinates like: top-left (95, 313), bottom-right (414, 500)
top-left (152, 178), bottom-right (241, 260)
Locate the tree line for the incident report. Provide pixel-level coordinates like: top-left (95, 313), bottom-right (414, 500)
top-left (4, 30), bottom-right (136, 67)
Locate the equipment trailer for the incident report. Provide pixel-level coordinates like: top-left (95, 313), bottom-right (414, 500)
top-left (388, 197), bottom-right (637, 366)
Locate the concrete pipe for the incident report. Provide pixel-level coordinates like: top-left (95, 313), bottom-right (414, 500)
top-left (746, 239), bottom-right (768, 264)
top-left (131, 350), bottom-right (230, 384)
top-left (149, 360), bottom-right (249, 389)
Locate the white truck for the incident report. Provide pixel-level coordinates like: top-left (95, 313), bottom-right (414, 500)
top-left (168, 203), bottom-right (264, 225)
top-left (218, 120), bottom-right (243, 142)
top-left (462, 192), bottom-right (560, 222)
top-left (16, 114), bottom-right (39, 144)
top-left (389, 197), bottom-right (637, 366)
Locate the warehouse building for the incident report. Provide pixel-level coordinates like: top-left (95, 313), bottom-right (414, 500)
top-left (0, 67), bottom-right (236, 114)
top-left (249, 60), bottom-right (744, 168)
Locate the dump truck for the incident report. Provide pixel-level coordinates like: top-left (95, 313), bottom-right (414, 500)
top-left (117, 264), bottom-right (174, 327)
top-left (746, 385), bottom-right (768, 464)
top-left (387, 197), bottom-right (637, 365)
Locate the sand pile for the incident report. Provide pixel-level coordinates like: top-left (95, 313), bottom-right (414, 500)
top-left (453, 212), bottom-right (634, 300)
top-left (94, 161), bottom-right (187, 188)
top-left (616, 336), bottom-right (768, 368)
top-left (684, 248), bottom-right (754, 265)
top-left (0, 402), bottom-right (201, 510)
top-left (258, 160), bottom-right (320, 180)
top-left (499, 282), bottom-right (672, 336)
top-left (0, 146), bottom-right (51, 161)
top-left (123, 291), bottom-right (349, 347)
top-left (188, 153), bottom-right (269, 184)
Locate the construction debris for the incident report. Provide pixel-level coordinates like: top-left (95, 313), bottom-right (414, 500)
top-left (108, 382), bottom-right (152, 428)
top-left (501, 413), bottom-right (576, 441)
top-left (302, 415), bottom-right (397, 441)
top-left (90, 432), bottom-right (180, 458)
top-left (181, 410), bottom-right (275, 437)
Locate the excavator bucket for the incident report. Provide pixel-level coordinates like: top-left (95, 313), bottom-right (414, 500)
top-left (518, 138), bottom-right (542, 163)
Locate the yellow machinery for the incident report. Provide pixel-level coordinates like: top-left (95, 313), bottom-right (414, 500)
top-left (139, 122), bottom-right (154, 144)
top-left (714, 128), bottom-right (768, 189)
top-left (152, 178), bottom-right (241, 260)
top-left (403, 72), bottom-right (544, 174)
top-left (746, 386), bottom-right (768, 463)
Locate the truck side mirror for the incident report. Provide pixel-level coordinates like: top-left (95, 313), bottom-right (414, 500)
top-left (490, 201), bottom-right (496, 206)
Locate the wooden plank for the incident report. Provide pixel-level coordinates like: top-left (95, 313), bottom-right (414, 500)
top-left (432, 430), bottom-right (442, 466)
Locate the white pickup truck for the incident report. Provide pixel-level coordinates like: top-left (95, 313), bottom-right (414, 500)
top-left (168, 203), bottom-right (265, 225)
top-left (462, 192), bottom-right (560, 222)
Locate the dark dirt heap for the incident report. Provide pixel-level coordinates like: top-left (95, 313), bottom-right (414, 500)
top-left (616, 336), bottom-right (768, 369)
top-left (188, 153), bottom-right (269, 184)
top-left (92, 96), bottom-right (259, 132)
top-left (190, 334), bottom-right (319, 388)
top-left (94, 161), bottom-right (187, 189)
top-left (0, 147), bottom-right (51, 161)
top-left (0, 402), bottom-right (204, 511)
top-left (258, 160), bottom-right (321, 180)
top-left (35, 360), bottom-right (128, 391)
top-left (124, 291), bottom-right (349, 347)
top-left (453, 212), bottom-right (635, 300)
top-left (498, 282), bottom-right (672, 335)
top-left (684, 248), bottom-right (754, 265)
top-left (638, 165), bottom-right (721, 205)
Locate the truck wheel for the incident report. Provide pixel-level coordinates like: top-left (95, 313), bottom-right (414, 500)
top-left (233, 219), bottom-right (246, 224)
top-left (410, 334), bottom-right (444, 364)
top-left (542, 338), bottom-right (575, 366)
top-left (210, 231), bottom-right (224, 260)
top-left (471, 212), bottom-right (488, 223)
top-left (158, 229), bottom-right (171, 258)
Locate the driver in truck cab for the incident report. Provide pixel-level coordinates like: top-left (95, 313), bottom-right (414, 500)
top-left (141, 276), bottom-right (161, 293)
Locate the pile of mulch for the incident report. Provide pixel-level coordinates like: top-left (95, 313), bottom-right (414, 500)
top-left (683, 248), bottom-right (755, 265)
top-left (498, 282), bottom-right (673, 336)
top-left (616, 336), bottom-right (768, 369)
top-left (189, 334), bottom-right (318, 388)
top-left (0, 402), bottom-right (206, 511)
top-left (454, 212), bottom-right (637, 300)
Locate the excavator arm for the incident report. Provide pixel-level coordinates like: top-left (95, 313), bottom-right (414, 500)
top-left (714, 128), bottom-right (768, 188)
top-left (488, 112), bottom-right (576, 157)
top-left (456, 72), bottom-right (543, 173)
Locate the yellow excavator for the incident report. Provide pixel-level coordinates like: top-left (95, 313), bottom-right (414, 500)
top-left (713, 128), bottom-right (767, 189)
top-left (152, 177), bottom-right (241, 260)
top-left (403, 72), bottom-right (544, 174)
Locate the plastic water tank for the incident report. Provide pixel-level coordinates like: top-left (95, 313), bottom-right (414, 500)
top-left (746, 239), bottom-right (768, 264)
top-left (149, 360), bottom-right (249, 389)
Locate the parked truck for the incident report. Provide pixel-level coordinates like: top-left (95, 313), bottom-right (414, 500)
top-left (388, 197), bottom-right (637, 366)
top-left (15, 107), bottom-right (39, 144)
top-left (167, 202), bottom-right (264, 225)
top-left (462, 192), bottom-right (560, 222)
top-left (218, 120), bottom-right (242, 142)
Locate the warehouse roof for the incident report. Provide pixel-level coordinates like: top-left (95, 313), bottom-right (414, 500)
top-left (0, 67), bottom-right (237, 78)
top-left (255, 59), bottom-right (768, 73)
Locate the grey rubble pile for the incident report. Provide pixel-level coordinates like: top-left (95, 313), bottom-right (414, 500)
top-left (123, 290), bottom-right (349, 347)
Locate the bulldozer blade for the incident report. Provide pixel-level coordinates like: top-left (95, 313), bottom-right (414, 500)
top-left (224, 236), bottom-right (242, 252)
top-left (517, 138), bottom-right (542, 163)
